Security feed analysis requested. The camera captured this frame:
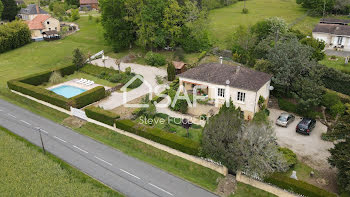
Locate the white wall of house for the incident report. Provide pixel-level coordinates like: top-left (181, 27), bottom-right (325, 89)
top-left (313, 32), bottom-right (350, 51)
top-left (179, 77), bottom-right (271, 119)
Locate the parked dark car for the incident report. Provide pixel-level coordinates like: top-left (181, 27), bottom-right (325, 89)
top-left (296, 118), bottom-right (316, 135)
top-left (276, 113), bottom-right (295, 127)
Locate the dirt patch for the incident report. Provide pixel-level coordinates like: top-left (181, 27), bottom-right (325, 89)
top-left (109, 95), bottom-right (146, 119)
top-left (216, 174), bottom-right (237, 197)
top-left (62, 116), bottom-right (86, 128)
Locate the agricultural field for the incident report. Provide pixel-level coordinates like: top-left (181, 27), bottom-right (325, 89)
top-left (208, 0), bottom-right (320, 48)
top-left (0, 127), bottom-right (122, 197)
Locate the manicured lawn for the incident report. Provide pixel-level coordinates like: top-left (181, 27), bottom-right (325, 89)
top-left (0, 16), bottom-right (112, 89)
top-left (208, 0), bottom-right (320, 48)
top-left (0, 126), bottom-right (123, 197)
top-left (39, 71), bottom-right (118, 88)
top-left (320, 56), bottom-right (350, 74)
top-left (232, 182), bottom-right (277, 197)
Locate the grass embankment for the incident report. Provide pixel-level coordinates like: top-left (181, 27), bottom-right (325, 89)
top-left (208, 0), bottom-right (320, 48)
top-left (0, 126), bottom-right (123, 197)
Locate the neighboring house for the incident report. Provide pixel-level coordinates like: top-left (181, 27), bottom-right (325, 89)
top-left (312, 18), bottom-right (350, 51)
top-left (26, 14), bottom-right (60, 41)
top-left (18, 4), bottom-right (49, 21)
top-left (172, 61), bottom-right (187, 75)
top-left (15, 0), bottom-right (25, 6)
top-left (80, 0), bottom-right (98, 10)
top-left (178, 63), bottom-right (272, 120)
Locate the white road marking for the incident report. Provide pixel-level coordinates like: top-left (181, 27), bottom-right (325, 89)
top-left (41, 129), bottom-right (48, 134)
top-left (7, 113), bottom-right (16, 118)
top-left (73, 145), bottom-right (88, 154)
top-left (20, 120), bottom-right (31, 125)
top-left (120, 169), bottom-right (141, 180)
top-left (148, 183), bottom-right (173, 196)
top-left (94, 156), bottom-right (112, 166)
top-left (54, 136), bottom-right (67, 143)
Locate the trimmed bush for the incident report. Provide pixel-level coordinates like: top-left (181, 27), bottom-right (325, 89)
top-left (144, 52), bottom-right (167, 67)
top-left (7, 80), bottom-right (70, 110)
top-left (264, 173), bottom-right (337, 197)
top-left (318, 65), bottom-right (350, 96)
top-left (80, 64), bottom-right (119, 77)
top-left (278, 98), bottom-right (297, 113)
top-left (85, 106), bottom-right (120, 126)
top-left (70, 86), bottom-right (106, 109)
top-left (115, 119), bottom-right (200, 155)
top-left (0, 21), bottom-right (31, 54)
top-left (278, 147), bottom-right (297, 168)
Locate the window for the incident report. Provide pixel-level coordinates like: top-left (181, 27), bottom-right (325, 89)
top-left (237, 92), bottom-right (246, 102)
top-left (48, 28), bottom-right (51, 30)
top-left (55, 27), bottom-right (57, 30)
top-left (217, 88), bottom-right (225, 98)
top-left (337, 37), bottom-right (343, 45)
top-left (47, 21), bottom-right (50, 24)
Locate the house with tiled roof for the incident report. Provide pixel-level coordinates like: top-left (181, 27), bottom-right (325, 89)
top-left (26, 14), bottom-right (60, 41)
top-left (312, 18), bottom-right (350, 51)
top-left (18, 4), bottom-right (49, 21)
top-left (178, 63), bottom-right (272, 120)
top-left (80, 0), bottom-right (98, 10)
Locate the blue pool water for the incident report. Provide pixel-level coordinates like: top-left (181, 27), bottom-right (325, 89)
top-left (50, 85), bottom-right (87, 98)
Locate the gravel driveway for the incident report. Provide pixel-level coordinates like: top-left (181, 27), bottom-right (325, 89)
top-left (269, 108), bottom-right (334, 170)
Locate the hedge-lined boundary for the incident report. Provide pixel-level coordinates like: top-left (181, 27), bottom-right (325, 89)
top-left (0, 21), bottom-right (31, 54)
top-left (70, 86), bottom-right (106, 109)
top-left (80, 64), bottom-right (119, 77)
top-left (264, 173), bottom-right (337, 197)
top-left (7, 65), bottom-right (106, 110)
top-left (85, 106), bottom-right (120, 126)
top-left (318, 65), bottom-right (350, 96)
top-left (7, 80), bottom-right (71, 110)
top-left (115, 119), bottom-right (200, 155)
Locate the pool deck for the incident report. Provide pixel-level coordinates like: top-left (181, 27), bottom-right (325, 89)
top-left (47, 79), bottom-right (112, 91)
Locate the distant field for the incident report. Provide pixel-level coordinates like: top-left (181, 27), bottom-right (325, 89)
top-left (0, 16), bottom-right (111, 89)
top-left (0, 127), bottom-right (122, 197)
top-left (208, 0), bottom-right (320, 48)
top-left (320, 56), bottom-right (350, 74)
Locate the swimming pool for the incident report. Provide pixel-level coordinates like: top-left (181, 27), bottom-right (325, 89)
top-left (50, 85), bottom-right (87, 98)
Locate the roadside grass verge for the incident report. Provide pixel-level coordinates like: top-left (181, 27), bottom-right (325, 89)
top-left (0, 126), bottom-right (123, 197)
top-left (0, 89), bottom-right (222, 192)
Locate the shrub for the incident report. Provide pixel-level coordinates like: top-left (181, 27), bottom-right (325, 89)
top-left (278, 147), bottom-right (297, 168)
top-left (145, 52), bottom-right (167, 67)
top-left (198, 51), bottom-right (207, 62)
top-left (264, 173), bottom-right (337, 197)
top-left (0, 21), bottom-right (31, 54)
top-left (278, 98), bottom-right (297, 113)
top-left (49, 71), bottom-right (63, 84)
top-left (167, 63), bottom-right (176, 81)
top-left (115, 119), bottom-right (200, 155)
top-left (80, 64), bottom-right (119, 77)
top-left (70, 86), bottom-right (106, 109)
top-left (318, 65), bottom-right (350, 96)
top-left (85, 106), bottom-right (120, 126)
top-left (322, 92), bottom-right (340, 109)
top-left (242, 8), bottom-right (249, 14)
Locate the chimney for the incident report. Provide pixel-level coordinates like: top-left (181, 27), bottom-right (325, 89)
top-left (36, 4), bottom-right (40, 14)
top-left (219, 56), bottom-right (223, 64)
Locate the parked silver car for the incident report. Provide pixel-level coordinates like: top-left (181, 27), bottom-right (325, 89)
top-left (276, 113), bottom-right (295, 127)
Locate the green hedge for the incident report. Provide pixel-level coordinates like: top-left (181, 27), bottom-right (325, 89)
top-left (318, 65), bottom-right (350, 96)
top-left (70, 86), bottom-right (106, 109)
top-left (264, 173), bottom-right (337, 197)
top-left (115, 119), bottom-right (200, 155)
top-left (7, 80), bottom-right (70, 110)
top-left (80, 64), bottom-right (119, 77)
top-left (85, 106), bottom-right (120, 126)
top-left (0, 21), bottom-right (31, 54)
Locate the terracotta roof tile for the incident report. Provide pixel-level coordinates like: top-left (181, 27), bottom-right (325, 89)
top-left (26, 14), bottom-right (50, 30)
top-left (172, 61), bottom-right (186, 69)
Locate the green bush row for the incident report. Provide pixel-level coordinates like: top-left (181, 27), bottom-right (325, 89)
top-left (80, 64), bottom-right (119, 77)
top-left (7, 80), bottom-right (70, 110)
top-left (0, 21), bottom-right (31, 54)
top-left (19, 65), bottom-right (77, 85)
top-left (318, 65), bottom-right (350, 96)
top-left (264, 173), bottom-right (337, 197)
top-left (144, 52), bottom-right (167, 67)
top-left (278, 98), bottom-right (297, 113)
top-left (70, 86), bottom-right (106, 109)
top-left (85, 106), bottom-right (120, 126)
top-left (115, 119), bottom-right (200, 155)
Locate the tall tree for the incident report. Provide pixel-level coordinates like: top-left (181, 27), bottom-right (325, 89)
top-left (1, 0), bottom-right (18, 21)
top-left (202, 102), bottom-right (288, 178)
top-left (167, 62), bottom-right (176, 81)
top-left (328, 136), bottom-right (350, 193)
top-left (101, 0), bottom-right (135, 52)
top-left (72, 48), bottom-right (85, 69)
top-left (163, 0), bottom-right (184, 47)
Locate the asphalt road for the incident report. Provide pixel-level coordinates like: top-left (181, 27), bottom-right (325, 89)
top-left (0, 99), bottom-right (217, 197)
